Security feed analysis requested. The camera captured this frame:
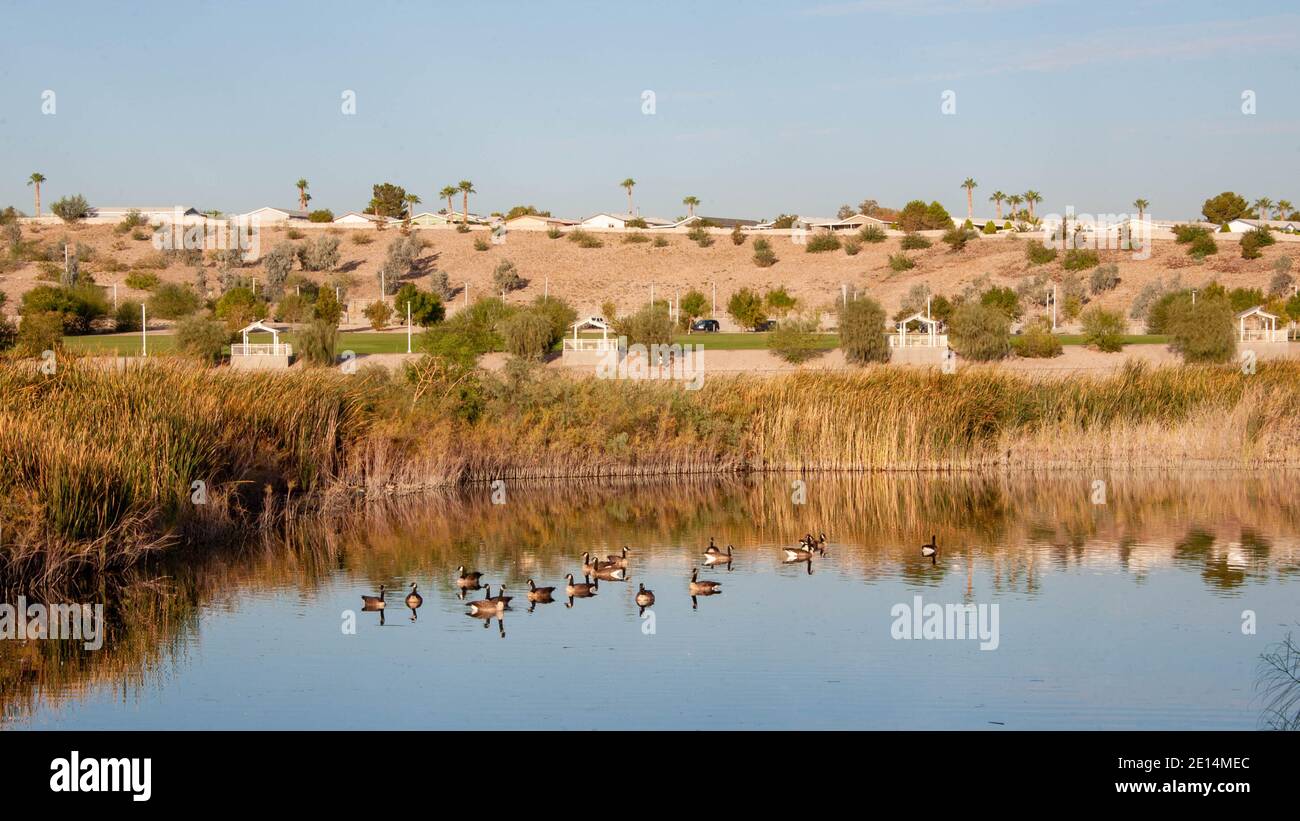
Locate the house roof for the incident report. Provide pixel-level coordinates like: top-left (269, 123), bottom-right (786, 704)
top-left (677, 215), bottom-right (761, 229)
top-left (239, 319), bottom-right (286, 334)
top-left (244, 206), bottom-right (309, 218)
top-left (581, 212), bottom-right (674, 226)
top-left (1237, 305), bottom-right (1279, 320)
top-left (572, 316), bottom-right (614, 331)
top-left (896, 312), bottom-right (940, 328)
top-left (505, 214), bottom-right (578, 225)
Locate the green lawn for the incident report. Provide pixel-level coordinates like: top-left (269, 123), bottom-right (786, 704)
top-left (1054, 334), bottom-right (1169, 346)
top-left (574, 331), bottom-right (839, 351)
top-left (63, 331), bottom-right (419, 356)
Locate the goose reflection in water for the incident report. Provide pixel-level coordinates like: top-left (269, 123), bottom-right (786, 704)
top-left (526, 579), bottom-right (556, 612)
top-left (564, 573), bottom-right (597, 608)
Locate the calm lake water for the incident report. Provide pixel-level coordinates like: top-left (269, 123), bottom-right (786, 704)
top-left (4, 474), bottom-right (1299, 730)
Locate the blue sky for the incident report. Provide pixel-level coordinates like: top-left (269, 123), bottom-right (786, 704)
top-left (1, 0), bottom-right (1297, 221)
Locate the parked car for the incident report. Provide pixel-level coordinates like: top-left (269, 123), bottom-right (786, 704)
top-left (753, 319), bottom-right (777, 332)
top-left (691, 319), bottom-right (720, 333)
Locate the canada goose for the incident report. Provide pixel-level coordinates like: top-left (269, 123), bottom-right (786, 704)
top-left (582, 552), bottom-right (615, 576)
top-left (689, 567), bottom-right (721, 595)
top-left (489, 584), bottom-right (514, 607)
top-left (361, 584), bottom-right (386, 610)
top-left (635, 583), bottom-right (655, 608)
top-left (604, 546), bottom-right (630, 568)
top-left (704, 543), bottom-right (733, 562)
top-left (456, 566), bottom-right (484, 588)
top-left (467, 584), bottom-right (506, 615)
top-left (565, 573), bottom-right (598, 599)
top-left (922, 535), bottom-right (938, 565)
top-left (405, 583), bottom-right (423, 620)
top-left (526, 579), bottom-right (555, 602)
top-left (783, 545), bottom-right (815, 561)
top-left (591, 564), bottom-right (626, 581)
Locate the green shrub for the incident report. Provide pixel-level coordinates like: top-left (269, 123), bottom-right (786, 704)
top-left (285, 228), bottom-right (305, 240)
top-left (294, 319), bottom-right (338, 366)
top-left (1080, 306), bottom-right (1126, 352)
top-left (215, 286), bottom-right (269, 331)
top-left (314, 288), bottom-right (343, 324)
top-left (982, 220), bottom-right (997, 235)
top-left (351, 233), bottom-right (374, 245)
top-left (146, 282), bottom-right (202, 319)
top-left (752, 237), bottom-right (777, 267)
top-left (492, 259), bottom-right (524, 293)
top-left (20, 284), bottom-right (107, 334)
top-left (114, 300), bottom-right (142, 332)
top-left (805, 233), bottom-right (841, 253)
top-left (896, 200), bottom-right (953, 232)
top-left (1061, 249), bottom-right (1099, 271)
top-left (308, 209), bottom-right (335, 223)
top-left (1166, 293), bottom-right (1235, 363)
top-left (297, 235), bottom-right (340, 271)
top-left (652, 236), bottom-right (669, 248)
top-left (1241, 227), bottom-right (1275, 260)
top-left (888, 253), bottom-right (915, 272)
top-left (1269, 257), bottom-right (1293, 296)
top-left (1188, 233), bottom-right (1218, 259)
top-left (942, 227), bottom-right (976, 252)
top-left (567, 229), bottom-right (603, 248)
top-left (273, 293), bottom-right (312, 323)
top-left (18, 311), bottom-right (65, 355)
top-left (1089, 264), bottom-right (1119, 294)
top-left (980, 286), bottom-right (1022, 319)
top-left (546, 227), bottom-right (563, 239)
top-left (949, 302), bottom-right (1011, 361)
top-left (473, 237), bottom-right (491, 251)
top-left (727, 288), bottom-right (767, 329)
top-left (838, 297), bottom-right (888, 364)
top-left (620, 302), bottom-right (674, 346)
top-left (500, 309), bottom-right (556, 360)
top-left (769, 315), bottom-right (825, 364)
top-left (364, 300), bottom-right (393, 330)
top-left (50, 195), bottom-right (90, 222)
top-left (175, 314), bottom-right (229, 364)
top-left (843, 237), bottom-right (861, 256)
top-left (1173, 223), bottom-right (1212, 244)
top-left (1013, 318), bottom-right (1062, 358)
top-left (622, 232), bottom-right (650, 244)
top-left (858, 225), bottom-right (887, 243)
top-left (688, 226), bottom-right (714, 247)
top-left (731, 225), bottom-right (746, 246)
top-left (125, 270), bottom-right (160, 291)
top-left (1026, 243), bottom-right (1057, 265)
top-left (764, 286), bottom-right (797, 316)
top-left (900, 232), bottom-right (931, 250)
top-left (393, 284), bottom-right (445, 327)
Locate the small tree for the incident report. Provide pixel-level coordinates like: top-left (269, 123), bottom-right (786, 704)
top-left (175, 314), bottom-right (230, 364)
top-left (364, 300), bottom-right (393, 330)
top-left (949, 302), bottom-right (1011, 361)
top-left (393, 283), bottom-right (445, 326)
top-left (620, 302), bottom-right (674, 346)
top-left (1015, 317), bottom-right (1062, 358)
top-left (838, 297), bottom-right (888, 364)
top-left (146, 282), bottom-right (202, 319)
top-left (429, 270), bottom-right (455, 301)
top-left (764, 287), bottom-right (797, 317)
top-left (768, 315), bottom-right (825, 364)
top-left (298, 235), bottom-right (341, 271)
top-left (1080, 306), bottom-right (1126, 352)
top-left (1269, 257), bottom-right (1293, 296)
top-left (50, 195), bottom-right (90, 223)
top-left (727, 287), bottom-right (767, 329)
top-left (262, 241), bottom-right (296, 298)
top-left (752, 237), bottom-right (777, 267)
top-left (215, 287), bottom-right (269, 331)
top-left (1166, 292), bottom-right (1235, 363)
top-left (501, 309), bottom-right (555, 360)
top-left (18, 311), bottom-right (65, 356)
top-left (295, 319), bottom-right (338, 366)
top-left (680, 290), bottom-right (709, 324)
top-left (1089, 263), bottom-right (1119, 295)
top-left (492, 259), bottom-right (524, 293)
top-left (314, 287), bottom-right (343, 324)
top-left (731, 225), bottom-right (746, 246)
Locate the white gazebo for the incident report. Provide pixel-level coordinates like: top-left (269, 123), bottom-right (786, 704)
top-left (232, 320), bottom-right (292, 356)
top-left (889, 312), bottom-right (947, 348)
top-left (563, 316), bottom-right (618, 353)
top-left (1236, 306), bottom-right (1287, 343)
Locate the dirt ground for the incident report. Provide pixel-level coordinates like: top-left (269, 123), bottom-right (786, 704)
top-left (5, 221), bottom-right (1297, 335)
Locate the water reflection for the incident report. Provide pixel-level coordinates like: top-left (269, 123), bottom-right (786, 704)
top-left (3, 472), bottom-right (1300, 729)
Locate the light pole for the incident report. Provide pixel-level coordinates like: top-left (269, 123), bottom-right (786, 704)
top-left (406, 301), bottom-right (412, 354)
top-left (141, 304), bottom-right (147, 357)
top-left (711, 282), bottom-right (716, 318)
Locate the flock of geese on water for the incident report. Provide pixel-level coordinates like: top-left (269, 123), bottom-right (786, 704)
top-left (358, 532), bottom-right (942, 636)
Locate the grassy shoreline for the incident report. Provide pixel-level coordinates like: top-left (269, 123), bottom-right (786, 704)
top-left (3, 356), bottom-right (1299, 584)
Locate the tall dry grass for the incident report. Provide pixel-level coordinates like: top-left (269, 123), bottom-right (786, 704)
top-left (4, 357), bottom-right (1300, 582)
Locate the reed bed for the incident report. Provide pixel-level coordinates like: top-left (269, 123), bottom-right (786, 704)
top-left (4, 357), bottom-right (1300, 583)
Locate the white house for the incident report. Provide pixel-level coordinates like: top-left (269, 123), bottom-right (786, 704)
top-left (405, 211), bottom-right (454, 227)
top-left (807, 214), bottom-right (890, 232)
top-left (578, 212), bottom-right (674, 230)
top-left (1226, 218), bottom-right (1298, 234)
top-left (85, 205), bottom-right (206, 224)
top-left (241, 206), bottom-right (309, 224)
top-left (504, 214), bottom-right (579, 231)
top-left (333, 211), bottom-right (393, 227)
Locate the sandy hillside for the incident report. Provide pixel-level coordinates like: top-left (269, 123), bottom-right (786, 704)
top-left (2, 222), bottom-right (1296, 332)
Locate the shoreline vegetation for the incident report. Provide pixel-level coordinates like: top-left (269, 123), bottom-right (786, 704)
top-left (4, 357), bottom-right (1300, 584)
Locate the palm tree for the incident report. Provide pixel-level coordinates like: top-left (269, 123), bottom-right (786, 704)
top-left (1023, 190), bottom-right (1042, 220)
top-left (1254, 197), bottom-right (1273, 221)
top-left (1133, 198), bottom-right (1149, 220)
top-left (1008, 194), bottom-right (1023, 221)
top-left (621, 178), bottom-right (637, 215)
top-left (27, 172), bottom-right (46, 217)
top-left (682, 195), bottom-right (700, 218)
top-left (440, 185), bottom-right (458, 217)
top-left (961, 178), bottom-right (978, 221)
top-left (1278, 199), bottom-right (1294, 220)
top-left (458, 180), bottom-right (475, 224)
top-left (989, 190), bottom-right (1006, 220)
top-left (296, 178), bottom-right (310, 211)
top-left (404, 193), bottom-right (421, 219)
